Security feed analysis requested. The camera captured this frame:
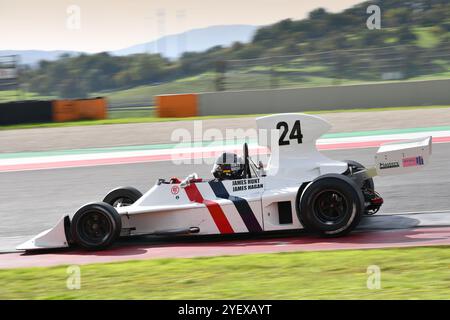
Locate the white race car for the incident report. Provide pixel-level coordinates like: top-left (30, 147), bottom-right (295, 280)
top-left (17, 113), bottom-right (432, 251)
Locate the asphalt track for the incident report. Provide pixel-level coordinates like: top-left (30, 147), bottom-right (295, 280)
top-left (0, 143), bottom-right (449, 259)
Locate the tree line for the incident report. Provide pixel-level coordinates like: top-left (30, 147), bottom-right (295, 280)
top-left (20, 0), bottom-right (450, 98)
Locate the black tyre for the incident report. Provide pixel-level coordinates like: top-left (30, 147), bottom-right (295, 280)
top-left (344, 160), bottom-right (374, 190)
top-left (103, 186), bottom-right (142, 208)
top-left (70, 202), bottom-right (122, 250)
top-left (297, 174), bottom-right (364, 237)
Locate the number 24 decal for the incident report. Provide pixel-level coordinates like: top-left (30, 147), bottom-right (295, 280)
top-left (276, 120), bottom-right (303, 145)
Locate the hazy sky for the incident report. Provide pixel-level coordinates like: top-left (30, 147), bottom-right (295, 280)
top-left (0, 0), bottom-right (363, 52)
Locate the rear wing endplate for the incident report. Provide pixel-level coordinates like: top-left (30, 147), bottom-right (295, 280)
top-left (372, 136), bottom-right (432, 176)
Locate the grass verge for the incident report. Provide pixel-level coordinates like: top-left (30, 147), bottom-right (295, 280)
top-left (0, 246), bottom-right (449, 299)
top-left (1, 105), bottom-right (449, 131)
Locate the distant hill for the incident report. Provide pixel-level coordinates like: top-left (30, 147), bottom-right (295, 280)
top-left (1, 25), bottom-right (258, 64)
top-left (0, 50), bottom-right (81, 65)
top-left (112, 25), bottom-right (258, 58)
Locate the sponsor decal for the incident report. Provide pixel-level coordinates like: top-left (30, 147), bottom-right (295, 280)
top-left (379, 161), bottom-right (400, 170)
top-left (231, 178), bottom-right (264, 192)
top-left (402, 156), bottom-right (424, 167)
top-left (170, 185), bottom-right (180, 195)
top-left (209, 181), bottom-right (263, 233)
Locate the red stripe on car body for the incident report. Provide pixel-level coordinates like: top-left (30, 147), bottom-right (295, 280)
top-left (184, 183), bottom-right (234, 234)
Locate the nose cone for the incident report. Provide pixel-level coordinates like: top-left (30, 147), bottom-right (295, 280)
top-left (16, 216), bottom-right (70, 251)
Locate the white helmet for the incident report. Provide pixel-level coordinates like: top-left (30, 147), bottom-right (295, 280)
top-left (212, 152), bottom-right (245, 180)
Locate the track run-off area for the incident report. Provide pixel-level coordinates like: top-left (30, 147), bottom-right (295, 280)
top-left (0, 116), bottom-right (449, 267)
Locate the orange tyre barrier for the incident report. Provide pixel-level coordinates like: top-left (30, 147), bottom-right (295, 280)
top-left (52, 100), bottom-right (79, 122)
top-left (76, 98), bottom-right (108, 120)
top-left (52, 98), bottom-right (108, 122)
top-left (156, 94), bottom-right (198, 118)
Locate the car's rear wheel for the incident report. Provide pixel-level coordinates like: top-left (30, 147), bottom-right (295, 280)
top-left (70, 202), bottom-right (121, 250)
top-left (103, 186), bottom-right (142, 208)
top-left (297, 174), bottom-right (364, 237)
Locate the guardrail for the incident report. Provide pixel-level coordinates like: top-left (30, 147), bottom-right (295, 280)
top-left (108, 105), bottom-right (154, 113)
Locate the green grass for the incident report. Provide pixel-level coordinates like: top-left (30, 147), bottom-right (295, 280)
top-left (1, 105), bottom-right (449, 131)
top-left (0, 246), bottom-right (449, 299)
top-left (0, 111), bottom-right (255, 130)
top-left (93, 72), bottom-right (217, 107)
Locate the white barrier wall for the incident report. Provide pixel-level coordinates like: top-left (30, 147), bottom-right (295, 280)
top-left (198, 79), bottom-right (450, 116)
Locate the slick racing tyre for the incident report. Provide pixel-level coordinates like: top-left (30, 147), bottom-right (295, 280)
top-left (103, 186), bottom-right (142, 208)
top-left (70, 202), bottom-right (122, 250)
top-left (297, 174), bottom-right (364, 237)
top-left (344, 160), bottom-right (375, 191)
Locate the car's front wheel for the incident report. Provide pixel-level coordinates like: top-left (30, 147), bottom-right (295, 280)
top-left (70, 202), bottom-right (122, 250)
top-left (297, 174), bottom-right (364, 237)
top-left (103, 186), bottom-right (142, 208)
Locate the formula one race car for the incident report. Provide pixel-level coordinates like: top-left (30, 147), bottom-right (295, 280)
top-left (17, 113), bottom-right (432, 251)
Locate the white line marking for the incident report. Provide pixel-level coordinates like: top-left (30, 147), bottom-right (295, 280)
top-left (381, 209), bottom-right (450, 216)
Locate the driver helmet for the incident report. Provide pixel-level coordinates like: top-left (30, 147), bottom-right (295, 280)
top-left (212, 152), bottom-right (244, 180)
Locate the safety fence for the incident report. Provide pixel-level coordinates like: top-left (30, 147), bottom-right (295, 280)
top-left (219, 43), bottom-right (450, 91)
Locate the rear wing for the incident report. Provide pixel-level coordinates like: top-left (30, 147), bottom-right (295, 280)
top-left (372, 136), bottom-right (432, 176)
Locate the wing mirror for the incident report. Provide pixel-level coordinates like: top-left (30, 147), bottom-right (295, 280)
top-left (180, 173), bottom-right (199, 188)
